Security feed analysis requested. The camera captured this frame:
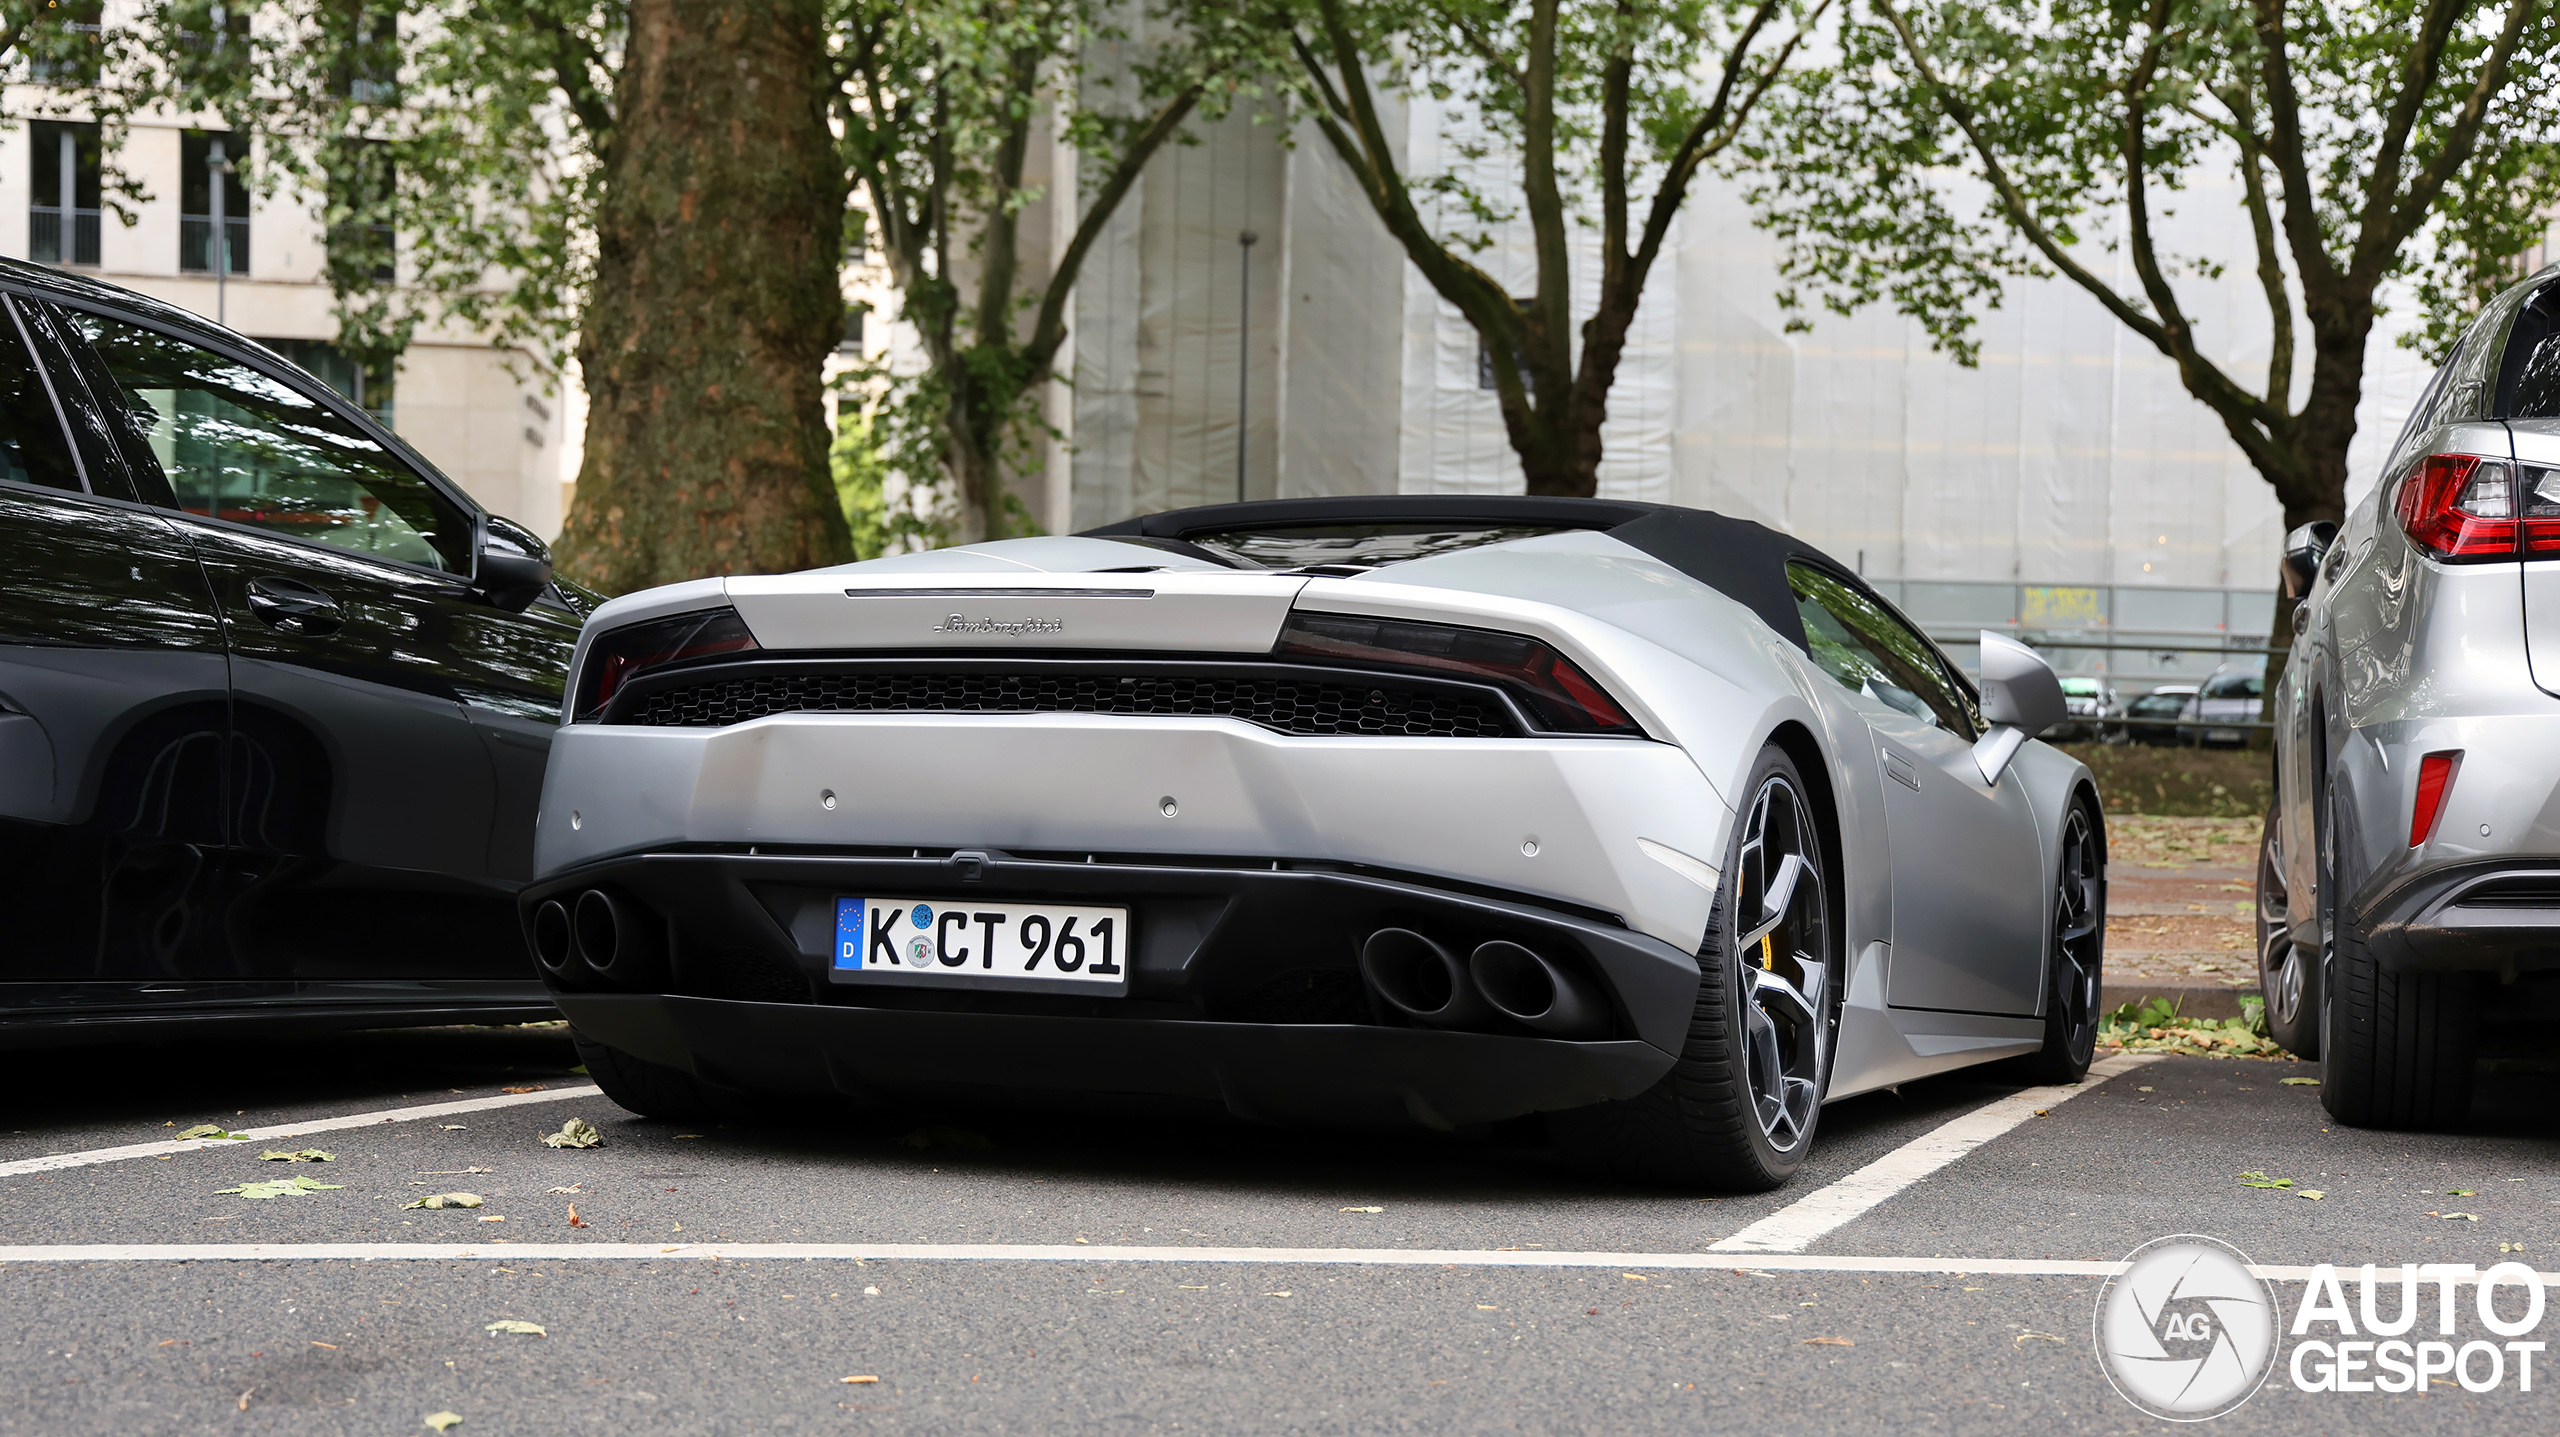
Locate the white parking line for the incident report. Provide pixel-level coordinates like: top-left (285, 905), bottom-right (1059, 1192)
top-left (0, 1242), bottom-right (2531, 1285)
top-left (1709, 1052), bottom-right (2165, 1254)
top-left (0, 1087), bottom-right (607, 1179)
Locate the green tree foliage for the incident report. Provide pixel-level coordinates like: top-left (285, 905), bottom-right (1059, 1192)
top-left (1743, 0), bottom-right (2560, 533)
top-left (835, 0), bottom-right (1254, 543)
top-left (1273, 0), bottom-right (1823, 495)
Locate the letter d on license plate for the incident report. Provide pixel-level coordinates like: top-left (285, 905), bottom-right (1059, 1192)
top-left (831, 896), bottom-right (1132, 996)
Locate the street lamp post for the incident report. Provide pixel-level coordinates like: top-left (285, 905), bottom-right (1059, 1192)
top-left (1236, 230), bottom-right (1257, 504)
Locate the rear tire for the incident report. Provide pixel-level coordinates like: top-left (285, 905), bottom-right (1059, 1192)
top-left (573, 1029), bottom-right (762, 1123)
top-left (2318, 929), bottom-right (2480, 1130)
top-left (2313, 782), bottom-right (2479, 1130)
top-left (1552, 744), bottom-right (1840, 1191)
top-left (2256, 801), bottom-right (2319, 1058)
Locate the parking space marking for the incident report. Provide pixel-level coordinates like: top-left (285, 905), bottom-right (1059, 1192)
top-left (1709, 1052), bottom-right (2165, 1255)
top-left (0, 1086), bottom-right (606, 1179)
top-left (0, 1242), bottom-right (2534, 1285)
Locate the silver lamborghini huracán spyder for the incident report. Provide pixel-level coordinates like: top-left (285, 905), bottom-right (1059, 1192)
top-left (525, 497), bottom-right (2101, 1189)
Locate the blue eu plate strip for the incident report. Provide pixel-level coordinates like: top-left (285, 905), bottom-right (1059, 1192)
top-left (834, 896), bottom-right (865, 970)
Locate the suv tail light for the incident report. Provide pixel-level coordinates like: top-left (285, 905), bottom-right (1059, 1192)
top-left (2395, 454), bottom-right (2560, 559)
top-left (573, 607), bottom-right (759, 719)
top-left (1278, 612), bottom-right (1640, 733)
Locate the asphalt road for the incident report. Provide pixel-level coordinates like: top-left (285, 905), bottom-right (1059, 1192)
top-left (3, 1025), bottom-right (2558, 1435)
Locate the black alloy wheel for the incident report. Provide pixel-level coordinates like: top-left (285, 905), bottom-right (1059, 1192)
top-left (1551, 743), bottom-right (1840, 1191)
top-left (2007, 797), bottom-right (2104, 1084)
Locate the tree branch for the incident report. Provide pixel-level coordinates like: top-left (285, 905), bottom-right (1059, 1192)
top-left (1022, 82), bottom-right (1203, 375)
top-left (2380, 0), bottom-right (2537, 260)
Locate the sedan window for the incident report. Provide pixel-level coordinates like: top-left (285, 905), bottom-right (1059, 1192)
top-left (65, 312), bottom-right (470, 574)
top-left (0, 303), bottom-right (82, 494)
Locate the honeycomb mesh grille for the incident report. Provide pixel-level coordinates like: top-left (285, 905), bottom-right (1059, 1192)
top-left (619, 670), bottom-right (1518, 738)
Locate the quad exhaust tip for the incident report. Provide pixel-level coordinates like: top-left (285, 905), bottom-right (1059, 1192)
top-left (530, 898), bottom-right (575, 981)
top-left (1358, 929), bottom-right (1608, 1039)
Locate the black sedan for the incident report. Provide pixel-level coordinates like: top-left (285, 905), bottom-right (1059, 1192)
top-left (0, 260), bottom-right (583, 1044)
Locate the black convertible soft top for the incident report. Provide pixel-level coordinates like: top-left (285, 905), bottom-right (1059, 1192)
top-left (1083, 495), bottom-right (1865, 655)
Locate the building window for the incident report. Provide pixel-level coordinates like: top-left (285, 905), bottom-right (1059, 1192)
top-left (840, 303), bottom-right (866, 353)
top-left (29, 121), bottom-right (102, 267)
top-left (180, 131), bottom-right (251, 276)
top-left (263, 338), bottom-right (395, 429)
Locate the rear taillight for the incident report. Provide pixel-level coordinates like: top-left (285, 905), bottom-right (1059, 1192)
top-left (574, 607), bottom-right (759, 718)
top-left (1277, 612), bottom-right (1639, 733)
top-left (2410, 749), bottom-right (2462, 847)
top-left (2394, 454), bottom-right (2560, 559)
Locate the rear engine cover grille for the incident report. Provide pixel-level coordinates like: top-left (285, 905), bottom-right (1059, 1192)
top-left (621, 670), bottom-right (1517, 738)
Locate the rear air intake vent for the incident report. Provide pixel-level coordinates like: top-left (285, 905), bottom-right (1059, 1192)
top-left (616, 667), bottom-right (1520, 738)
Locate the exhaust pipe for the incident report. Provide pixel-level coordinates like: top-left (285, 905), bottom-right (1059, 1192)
top-left (573, 889), bottom-right (665, 987)
top-left (1469, 941), bottom-right (1608, 1039)
top-left (530, 899), bottom-right (576, 983)
top-left (1358, 929), bottom-right (1494, 1029)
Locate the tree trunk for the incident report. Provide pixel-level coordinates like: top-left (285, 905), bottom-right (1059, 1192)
top-left (553, 0), bottom-right (849, 595)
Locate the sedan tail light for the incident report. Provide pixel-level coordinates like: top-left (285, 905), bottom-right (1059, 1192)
top-left (1277, 612), bottom-right (1640, 733)
top-left (574, 607), bottom-right (759, 719)
top-left (2394, 453), bottom-right (2560, 559)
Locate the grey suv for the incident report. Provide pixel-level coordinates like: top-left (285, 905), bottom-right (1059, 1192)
top-left (2264, 264), bottom-right (2560, 1129)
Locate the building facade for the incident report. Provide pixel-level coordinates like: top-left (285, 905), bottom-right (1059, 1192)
top-left (1, 106), bottom-right (573, 539)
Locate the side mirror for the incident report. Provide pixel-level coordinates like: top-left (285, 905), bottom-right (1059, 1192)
top-left (1972, 630), bottom-right (2066, 783)
top-left (2280, 521), bottom-right (2338, 600)
top-left (473, 515), bottom-right (554, 613)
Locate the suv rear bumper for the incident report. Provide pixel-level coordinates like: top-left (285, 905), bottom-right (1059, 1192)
top-left (2359, 860), bottom-right (2560, 974)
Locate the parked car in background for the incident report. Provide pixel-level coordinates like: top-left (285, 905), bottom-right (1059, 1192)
top-left (2124, 684), bottom-right (2198, 745)
top-left (2051, 676), bottom-right (2120, 743)
top-left (2190, 666), bottom-right (2265, 747)
top-left (0, 259), bottom-right (587, 1045)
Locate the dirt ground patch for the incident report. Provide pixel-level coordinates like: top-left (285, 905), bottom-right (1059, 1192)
top-left (2053, 742), bottom-right (2271, 818)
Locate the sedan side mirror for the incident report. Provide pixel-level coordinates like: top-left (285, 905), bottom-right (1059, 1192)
top-left (1972, 630), bottom-right (2066, 784)
top-left (473, 515), bottom-right (554, 613)
top-left (2280, 520), bottom-right (2338, 600)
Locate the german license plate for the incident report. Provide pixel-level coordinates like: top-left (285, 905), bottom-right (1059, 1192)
top-left (831, 897), bottom-right (1130, 994)
top-left (2206, 728), bottom-right (2243, 743)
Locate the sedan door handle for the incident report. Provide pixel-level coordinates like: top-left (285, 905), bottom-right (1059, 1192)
top-left (244, 576), bottom-right (345, 636)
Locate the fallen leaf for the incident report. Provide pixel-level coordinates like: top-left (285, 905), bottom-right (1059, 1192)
top-left (310, 1341), bottom-right (338, 1349)
top-left (2449, 1189), bottom-right (2478, 1197)
top-left (2032, 1109), bottom-right (2050, 1118)
top-left (424, 1414), bottom-right (464, 1432)
top-left (2299, 1190), bottom-right (2326, 1201)
top-left (566, 1206), bottom-right (588, 1228)
top-left (2280, 1077), bottom-right (2320, 1087)
top-left (2504, 1242), bottom-right (2529, 1254)
top-left (2137, 1086), bottom-right (2155, 1093)
top-left (441, 1125), bottom-right (467, 1131)
top-left (178, 1125), bottom-right (244, 1141)
top-left (542, 1118), bottom-right (603, 1150)
top-left (1622, 1273), bottom-right (1650, 1282)
top-left (477, 1215), bottom-right (506, 1222)
top-left (546, 1185), bottom-right (584, 1195)
top-left (501, 1086), bottom-right (543, 1094)
top-left (2445, 1212), bottom-right (2481, 1222)
top-left (1802, 1337), bottom-right (1854, 1347)
top-left (1340, 1206), bottom-right (1384, 1214)
top-left (216, 1177), bottom-right (344, 1199)
top-left (899, 1126), bottom-right (991, 1150)
top-left (237, 1389), bottom-right (252, 1411)
top-left (258, 1149), bottom-right (334, 1163)
top-left (2015, 1331), bottom-right (2063, 1345)
top-left (401, 1192), bottom-right (486, 1210)
top-left (2237, 1171), bottom-right (2295, 1189)
top-left (839, 1376), bottom-right (880, 1385)
top-left (1264, 1291), bottom-right (1293, 1298)
top-left (483, 1320), bottom-right (546, 1337)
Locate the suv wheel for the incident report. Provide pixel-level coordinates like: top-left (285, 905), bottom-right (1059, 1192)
top-left (2314, 792), bottom-right (2479, 1130)
top-left (2255, 801), bottom-right (2320, 1057)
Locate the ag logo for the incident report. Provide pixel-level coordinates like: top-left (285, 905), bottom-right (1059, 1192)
top-left (2095, 1234), bottom-right (2278, 1420)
